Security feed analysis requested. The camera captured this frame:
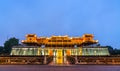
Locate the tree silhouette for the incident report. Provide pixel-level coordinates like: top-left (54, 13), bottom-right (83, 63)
top-left (4, 37), bottom-right (19, 55)
top-left (0, 46), bottom-right (3, 54)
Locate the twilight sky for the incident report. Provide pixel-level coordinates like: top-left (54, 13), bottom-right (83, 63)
top-left (0, 0), bottom-right (120, 48)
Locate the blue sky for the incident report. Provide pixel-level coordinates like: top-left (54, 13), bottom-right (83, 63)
top-left (0, 0), bottom-right (120, 48)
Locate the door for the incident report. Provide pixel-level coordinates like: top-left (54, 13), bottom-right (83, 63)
top-left (56, 49), bottom-right (63, 64)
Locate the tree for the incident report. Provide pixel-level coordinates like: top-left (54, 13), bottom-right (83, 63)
top-left (106, 46), bottom-right (114, 55)
top-left (4, 37), bottom-right (19, 54)
top-left (106, 46), bottom-right (120, 55)
top-left (0, 46), bottom-right (3, 54)
top-left (114, 48), bottom-right (120, 55)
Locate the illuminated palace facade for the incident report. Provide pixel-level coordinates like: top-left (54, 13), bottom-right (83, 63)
top-left (10, 34), bottom-right (110, 64)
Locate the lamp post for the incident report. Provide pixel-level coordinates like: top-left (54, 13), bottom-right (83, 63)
top-left (74, 45), bottom-right (78, 64)
top-left (44, 49), bottom-right (46, 64)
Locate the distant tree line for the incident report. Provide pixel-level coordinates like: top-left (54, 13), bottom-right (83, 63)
top-left (0, 37), bottom-right (120, 55)
top-left (106, 46), bottom-right (120, 55)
